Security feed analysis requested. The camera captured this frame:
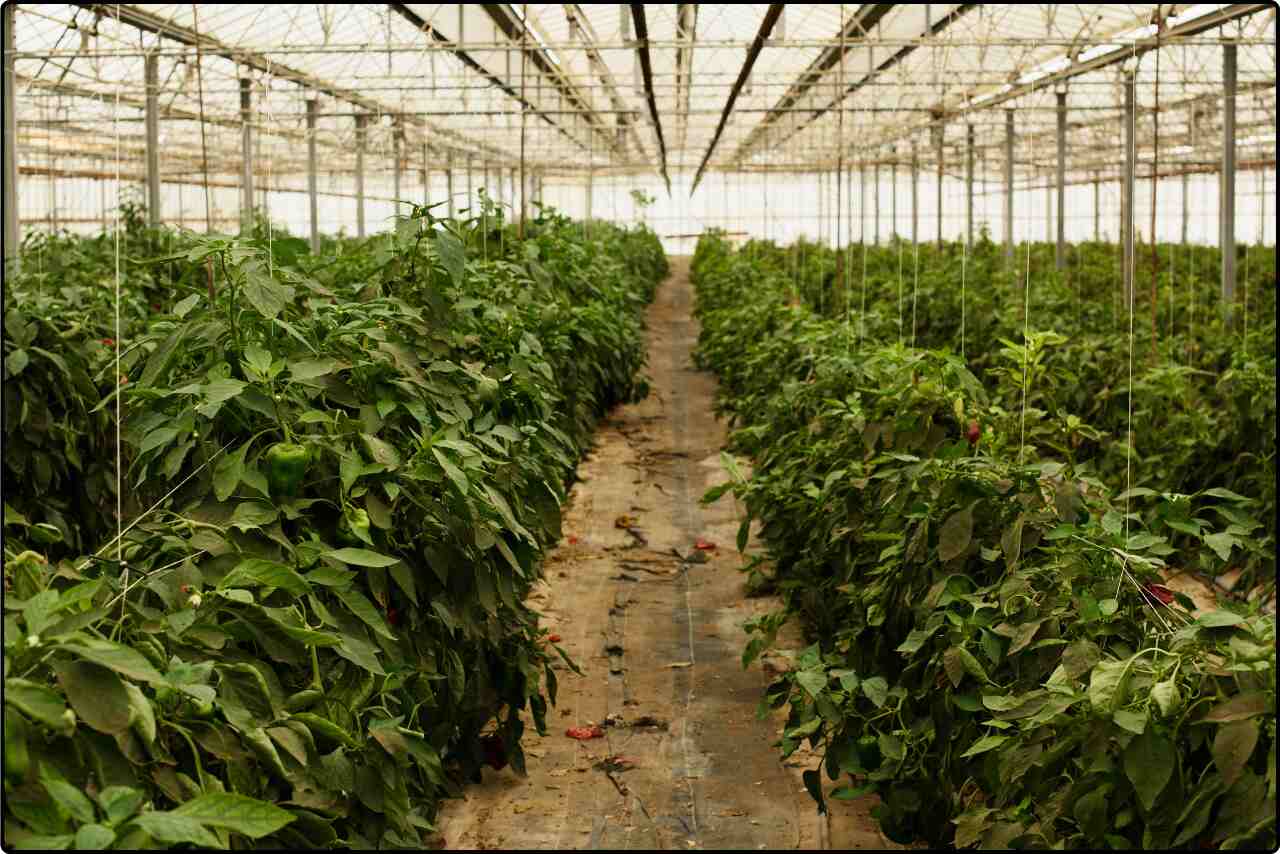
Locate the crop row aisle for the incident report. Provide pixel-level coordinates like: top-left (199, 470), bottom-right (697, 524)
top-left (690, 231), bottom-right (1275, 850)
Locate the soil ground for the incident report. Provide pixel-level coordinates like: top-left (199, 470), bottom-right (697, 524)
top-left (435, 258), bottom-right (897, 849)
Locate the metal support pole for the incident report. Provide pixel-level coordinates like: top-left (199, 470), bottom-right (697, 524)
top-left (145, 54), bottom-right (161, 227)
top-left (1221, 39), bottom-right (1237, 320)
top-left (1056, 90), bottom-right (1066, 269)
top-left (586, 169), bottom-right (594, 222)
top-left (393, 124), bottom-right (402, 208)
top-left (1180, 171), bottom-right (1188, 246)
top-left (307, 99), bottom-right (319, 253)
top-left (1046, 172), bottom-right (1052, 244)
top-left (911, 141), bottom-right (919, 244)
top-left (446, 154), bottom-right (455, 219)
top-left (1004, 109), bottom-right (1014, 265)
top-left (355, 114), bottom-right (367, 238)
top-left (466, 155), bottom-right (474, 213)
top-left (2, 3), bottom-right (16, 271)
top-left (934, 126), bottom-right (944, 245)
top-left (873, 159), bottom-right (880, 246)
top-left (965, 123), bottom-right (974, 248)
top-left (890, 148), bottom-right (897, 239)
top-left (510, 167), bottom-right (518, 224)
top-left (1123, 71), bottom-right (1135, 310)
top-left (240, 78), bottom-right (254, 233)
top-left (427, 140), bottom-right (437, 211)
top-left (1094, 173), bottom-right (1100, 241)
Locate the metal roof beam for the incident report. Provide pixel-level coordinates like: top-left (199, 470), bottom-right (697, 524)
top-left (630, 4), bottom-right (670, 192)
top-left (690, 4), bottom-right (784, 194)
top-left (73, 3), bottom-right (505, 164)
top-left (868, 3), bottom-right (1270, 153)
top-left (562, 4), bottom-right (652, 167)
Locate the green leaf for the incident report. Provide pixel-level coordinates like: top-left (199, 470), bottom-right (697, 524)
top-left (229, 501), bottom-right (278, 532)
top-left (1213, 720), bottom-right (1260, 787)
top-left (1074, 786), bottom-right (1109, 841)
top-left (1202, 532), bottom-right (1240, 562)
top-left (55, 660), bottom-right (132, 734)
top-left (1088, 658), bottom-right (1131, 714)
top-left (938, 503), bottom-right (975, 562)
top-left (861, 676), bottom-right (888, 708)
top-left (172, 792), bottom-right (296, 839)
top-left (97, 787), bottom-right (146, 825)
top-left (7, 348), bottom-right (31, 376)
top-left (220, 559), bottom-right (311, 597)
top-left (173, 293), bottom-right (201, 318)
top-left (795, 669), bottom-right (827, 700)
top-left (1199, 609), bottom-right (1245, 628)
top-left (73, 824), bottom-right (116, 850)
top-left (435, 230), bottom-right (467, 288)
top-left (1124, 729), bottom-right (1173, 810)
top-left (960, 734), bottom-right (1009, 758)
top-left (1150, 680), bottom-right (1182, 718)
top-left (4, 678), bottom-right (70, 731)
top-left (1202, 487), bottom-right (1251, 502)
top-left (213, 441), bottom-right (249, 502)
top-left (1202, 692), bottom-right (1268, 723)
top-left (130, 812), bottom-right (222, 848)
top-left (323, 548), bottom-right (400, 568)
top-left (59, 638), bottom-right (165, 684)
top-left (360, 433), bottom-right (401, 470)
top-left (1113, 708), bottom-right (1148, 734)
top-left (333, 586), bottom-right (395, 641)
top-left (39, 770), bottom-right (97, 824)
top-left (123, 682), bottom-right (156, 745)
top-left (194, 378), bottom-right (248, 418)
top-left (242, 267), bottom-right (296, 319)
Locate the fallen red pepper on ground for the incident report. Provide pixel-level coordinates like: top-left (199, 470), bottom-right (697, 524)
top-left (565, 725), bottom-right (604, 740)
top-left (547, 633), bottom-right (562, 643)
top-left (694, 539), bottom-right (716, 551)
top-left (1144, 582), bottom-right (1175, 605)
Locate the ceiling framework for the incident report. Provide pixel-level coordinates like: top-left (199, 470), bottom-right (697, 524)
top-left (5, 3), bottom-right (1276, 198)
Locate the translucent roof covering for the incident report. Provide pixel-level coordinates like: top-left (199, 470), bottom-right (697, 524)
top-left (7, 4), bottom-right (1277, 196)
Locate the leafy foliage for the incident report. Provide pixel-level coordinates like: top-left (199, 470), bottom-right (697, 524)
top-left (3, 204), bottom-right (666, 848)
top-left (692, 232), bottom-right (1276, 850)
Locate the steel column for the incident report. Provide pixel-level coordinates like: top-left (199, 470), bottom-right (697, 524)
top-left (355, 114), bottom-right (367, 238)
top-left (240, 78), bottom-right (254, 233)
top-left (1004, 109), bottom-right (1014, 265)
top-left (1221, 39), bottom-right (1237, 320)
top-left (1180, 171), bottom-right (1188, 245)
top-left (890, 147), bottom-right (897, 239)
top-left (586, 169), bottom-right (594, 221)
top-left (393, 124), bottom-right (402, 208)
top-left (1056, 90), bottom-right (1066, 269)
top-left (911, 141), bottom-right (919, 244)
top-left (307, 99), bottom-right (319, 253)
top-left (1123, 71), bottom-right (1135, 309)
top-left (965, 123), bottom-right (974, 247)
top-left (466, 154), bottom-right (473, 213)
top-left (3, 3), bottom-right (18, 270)
top-left (1094, 173), bottom-right (1100, 241)
top-left (145, 54), bottom-right (161, 226)
top-left (446, 155), bottom-right (455, 219)
top-left (874, 159), bottom-right (880, 245)
top-left (934, 125), bottom-right (943, 245)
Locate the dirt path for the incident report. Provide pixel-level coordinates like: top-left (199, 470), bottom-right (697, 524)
top-left (436, 258), bottom-right (896, 850)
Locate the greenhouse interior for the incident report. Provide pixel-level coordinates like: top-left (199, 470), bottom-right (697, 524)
top-left (2, 3), bottom-right (1277, 850)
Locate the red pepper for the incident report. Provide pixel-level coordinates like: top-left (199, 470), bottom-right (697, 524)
top-left (1144, 583), bottom-right (1174, 605)
top-left (387, 607), bottom-right (401, 627)
top-left (967, 420), bottom-right (981, 446)
top-left (566, 725), bottom-right (604, 740)
top-left (101, 338), bottom-right (114, 346)
top-left (547, 633), bottom-right (562, 644)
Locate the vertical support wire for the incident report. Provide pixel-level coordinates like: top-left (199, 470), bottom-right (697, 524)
top-left (838, 4), bottom-right (847, 346)
top-left (113, 6), bottom-right (124, 621)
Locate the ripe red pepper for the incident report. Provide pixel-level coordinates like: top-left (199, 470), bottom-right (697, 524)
top-left (967, 420), bottom-right (981, 446)
top-left (387, 607), bottom-right (401, 627)
top-left (1144, 583), bottom-right (1174, 605)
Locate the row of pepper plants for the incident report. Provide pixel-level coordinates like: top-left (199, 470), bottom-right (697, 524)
top-left (2, 199), bottom-right (667, 849)
top-left (691, 232), bottom-right (1275, 849)
top-left (759, 229), bottom-right (1276, 598)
